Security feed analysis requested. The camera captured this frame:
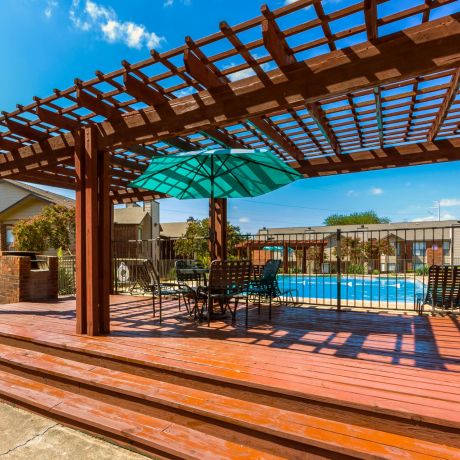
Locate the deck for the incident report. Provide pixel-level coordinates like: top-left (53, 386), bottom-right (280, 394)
top-left (0, 296), bottom-right (459, 459)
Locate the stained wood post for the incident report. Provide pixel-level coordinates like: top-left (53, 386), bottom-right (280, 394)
top-left (75, 126), bottom-right (111, 336)
top-left (210, 198), bottom-right (227, 261)
top-left (216, 198), bottom-right (227, 261)
top-left (75, 130), bottom-right (87, 335)
top-left (99, 149), bottom-right (111, 334)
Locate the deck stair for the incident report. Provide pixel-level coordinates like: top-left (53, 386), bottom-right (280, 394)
top-left (0, 326), bottom-right (459, 459)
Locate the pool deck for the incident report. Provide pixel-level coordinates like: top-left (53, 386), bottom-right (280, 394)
top-left (0, 296), bottom-right (459, 458)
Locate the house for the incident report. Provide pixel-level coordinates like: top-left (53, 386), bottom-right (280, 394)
top-left (0, 179), bottom-right (74, 251)
top-left (255, 220), bottom-right (460, 274)
top-left (112, 202), bottom-right (160, 259)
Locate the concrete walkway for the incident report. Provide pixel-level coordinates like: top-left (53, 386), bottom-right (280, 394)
top-left (0, 401), bottom-right (148, 459)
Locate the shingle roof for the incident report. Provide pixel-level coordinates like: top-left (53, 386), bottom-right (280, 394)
top-left (2, 179), bottom-right (74, 208)
top-left (160, 222), bottom-right (189, 238)
top-left (113, 207), bottom-right (149, 225)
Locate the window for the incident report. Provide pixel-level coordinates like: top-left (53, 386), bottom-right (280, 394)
top-left (137, 226), bottom-right (143, 241)
top-left (443, 241), bottom-right (450, 257)
top-left (6, 226), bottom-right (14, 250)
top-left (396, 242), bottom-right (403, 257)
top-left (413, 241), bottom-right (426, 256)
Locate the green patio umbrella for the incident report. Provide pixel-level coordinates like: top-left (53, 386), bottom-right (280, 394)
top-left (129, 148), bottom-right (302, 254)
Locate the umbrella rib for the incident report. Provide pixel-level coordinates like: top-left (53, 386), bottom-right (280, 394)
top-left (228, 167), bottom-right (253, 196)
top-left (178, 155), bottom-right (210, 199)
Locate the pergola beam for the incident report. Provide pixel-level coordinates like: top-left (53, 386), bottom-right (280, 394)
top-left (306, 102), bottom-right (342, 155)
top-left (4, 118), bottom-right (49, 142)
top-left (249, 117), bottom-right (303, 163)
top-left (299, 138), bottom-right (460, 176)
top-left (364, 0), bottom-right (378, 41)
top-left (77, 88), bottom-right (122, 121)
top-left (36, 106), bottom-right (79, 131)
top-left (96, 14), bottom-right (460, 149)
top-left (427, 68), bottom-right (460, 141)
top-left (0, 13), bottom-right (458, 181)
top-left (261, 6), bottom-right (296, 68)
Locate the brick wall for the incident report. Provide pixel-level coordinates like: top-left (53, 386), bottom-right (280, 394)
top-left (0, 254), bottom-right (58, 304)
top-left (0, 224), bottom-right (6, 251)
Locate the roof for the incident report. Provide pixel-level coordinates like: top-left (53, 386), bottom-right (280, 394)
top-left (113, 207), bottom-right (149, 225)
top-left (1, 179), bottom-right (74, 208)
top-left (258, 220), bottom-right (460, 241)
top-left (160, 222), bottom-right (189, 238)
top-left (0, 2), bottom-right (459, 203)
top-left (259, 220), bottom-right (460, 235)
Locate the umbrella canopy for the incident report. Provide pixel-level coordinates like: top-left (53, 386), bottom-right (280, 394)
top-left (129, 148), bottom-right (302, 199)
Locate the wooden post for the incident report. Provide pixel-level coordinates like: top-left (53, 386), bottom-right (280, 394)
top-left (302, 246), bottom-right (307, 274)
top-left (84, 126), bottom-right (100, 336)
top-left (283, 242), bottom-right (289, 274)
top-left (75, 130), bottom-right (87, 335)
top-left (215, 198), bottom-right (227, 260)
top-left (75, 126), bottom-right (111, 336)
top-left (209, 198), bottom-right (227, 261)
top-left (98, 149), bottom-right (111, 334)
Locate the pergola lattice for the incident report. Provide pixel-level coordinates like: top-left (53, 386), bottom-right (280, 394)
top-left (1, 0), bottom-right (459, 334)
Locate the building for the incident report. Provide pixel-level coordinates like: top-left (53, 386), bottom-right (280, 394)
top-left (256, 220), bottom-right (460, 274)
top-left (0, 179), bottom-right (74, 252)
top-left (112, 202), bottom-right (160, 260)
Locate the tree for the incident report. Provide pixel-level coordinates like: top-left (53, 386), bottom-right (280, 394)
top-left (324, 211), bottom-right (390, 226)
top-left (337, 236), bottom-right (365, 264)
top-left (174, 218), bottom-right (243, 266)
top-left (13, 205), bottom-right (75, 253)
top-left (363, 238), bottom-right (395, 260)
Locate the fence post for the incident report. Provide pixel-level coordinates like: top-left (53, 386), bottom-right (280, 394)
top-left (336, 229), bottom-right (342, 311)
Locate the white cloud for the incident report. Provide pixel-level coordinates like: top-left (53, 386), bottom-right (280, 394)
top-left (346, 190), bottom-right (357, 197)
top-left (45, 0), bottom-right (58, 18)
top-left (224, 54), bottom-right (273, 83)
top-left (239, 217), bottom-right (250, 223)
top-left (439, 198), bottom-right (460, 207)
top-left (164, 0), bottom-right (191, 6)
top-left (412, 212), bottom-right (457, 222)
top-left (70, 0), bottom-right (165, 49)
top-left (370, 187), bottom-right (383, 196)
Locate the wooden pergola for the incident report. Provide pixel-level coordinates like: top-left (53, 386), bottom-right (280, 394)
top-left (1, 0), bottom-right (459, 335)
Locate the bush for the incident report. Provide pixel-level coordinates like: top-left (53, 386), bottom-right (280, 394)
top-left (347, 263), bottom-right (365, 274)
top-left (415, 265), bottom-right (430, 276)
top-left (372, 269), bottom-right (380, 275)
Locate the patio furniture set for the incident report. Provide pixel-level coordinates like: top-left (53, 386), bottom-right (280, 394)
top-left (142, 258), bottom-right (295, 327)
top-left (417, 265), bottom-right (460, 315)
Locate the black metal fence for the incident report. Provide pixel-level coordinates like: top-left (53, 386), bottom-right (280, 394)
top-left (58, 255), bottom-right (76, 296)
top-left (60, 224), bottom-right (460, 311)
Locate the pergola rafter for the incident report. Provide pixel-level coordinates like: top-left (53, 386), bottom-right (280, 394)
top-left (0, 1), bottom-right (458, 205)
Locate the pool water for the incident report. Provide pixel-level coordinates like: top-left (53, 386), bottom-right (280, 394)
top-left (278, 275), bottom-right (426, 304)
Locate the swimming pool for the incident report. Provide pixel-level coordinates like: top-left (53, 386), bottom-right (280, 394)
top-left (278, 275), bottom-right (426, 304)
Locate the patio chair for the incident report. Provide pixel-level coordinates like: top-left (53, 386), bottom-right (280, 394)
top-left (142, 259), bottom-right (187, 322)
top-left (248, 259), bottom-right (296, 321)
top-left (175, 259), bottom-right (208, 319)
top-left (199, 259), bottom-right (252, 327)
top-left (416, 265), bottom-right (460, 315)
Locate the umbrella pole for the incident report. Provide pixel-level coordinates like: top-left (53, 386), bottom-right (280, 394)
top-left (209, 194), bottom-right (216, 261)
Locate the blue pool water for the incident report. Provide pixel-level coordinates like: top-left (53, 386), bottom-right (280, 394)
top-left (278, 275), bottom-right (426, 304)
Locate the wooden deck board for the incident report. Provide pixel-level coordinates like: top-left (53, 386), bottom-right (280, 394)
top-left (0, 296), bottom-right (460, 458)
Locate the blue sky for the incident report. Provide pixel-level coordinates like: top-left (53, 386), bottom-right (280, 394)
top-left (1, 0), bottom-right (460, 233)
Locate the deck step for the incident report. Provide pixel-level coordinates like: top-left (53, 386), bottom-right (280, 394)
top-left (1, 324), bottom-right (460, 433)
top-left (0, 343), bottom-right (459, 459)
top-left (0, 370), bottom-right (284, 460)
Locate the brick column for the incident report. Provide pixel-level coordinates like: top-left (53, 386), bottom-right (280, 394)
top-left (0, 224), bottom-right (7, 251)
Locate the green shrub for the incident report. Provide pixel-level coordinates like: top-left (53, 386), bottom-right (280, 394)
top-left (347, 263), bottom-right (365, 274)
top-left (372, 269), bottom-right (380, 275)
top-left (415, 265), bottom-right (430, 276)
